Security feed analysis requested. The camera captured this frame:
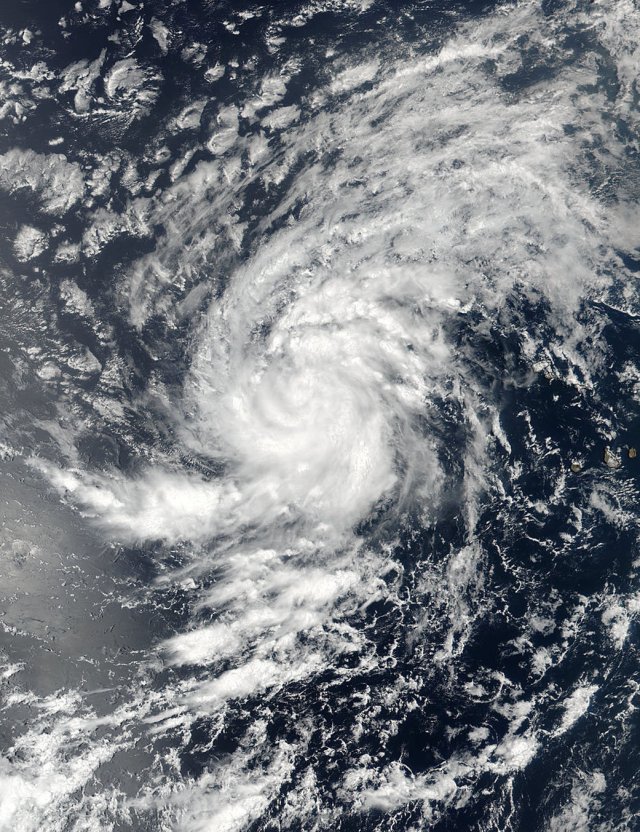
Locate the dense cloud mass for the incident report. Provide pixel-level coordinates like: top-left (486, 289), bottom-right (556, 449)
top-left (2, 0), bottom-right (640, 830)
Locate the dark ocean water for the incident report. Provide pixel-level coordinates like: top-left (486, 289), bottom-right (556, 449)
top-left (1, 1), bottom-right (640, 830)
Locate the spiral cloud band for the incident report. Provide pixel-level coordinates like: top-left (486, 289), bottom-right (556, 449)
top-left (2, 0), bottom-right (640, 830)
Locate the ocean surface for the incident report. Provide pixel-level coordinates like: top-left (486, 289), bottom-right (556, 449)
top-left (1, 0), bottom-right (640, 829)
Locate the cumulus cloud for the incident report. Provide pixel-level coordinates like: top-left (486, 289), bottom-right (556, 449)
top-left (0, 148), bottom-right (85, 214)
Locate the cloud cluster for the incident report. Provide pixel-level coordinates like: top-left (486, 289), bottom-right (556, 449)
top-left (10, 0), bottom-right (640, 829)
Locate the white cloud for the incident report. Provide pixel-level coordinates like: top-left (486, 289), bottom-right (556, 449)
top-left (21, 0), bottom-right (640, 828)
top-left (0, 148), bottom-right (85, 214)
